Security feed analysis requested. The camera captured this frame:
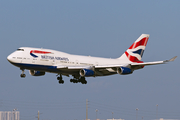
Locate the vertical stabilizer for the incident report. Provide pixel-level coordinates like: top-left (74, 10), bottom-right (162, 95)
top-left (118, 34), bottom-right (149, 63)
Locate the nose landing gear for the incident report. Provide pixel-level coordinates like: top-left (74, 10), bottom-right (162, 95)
top-left (20, 69), bottom-right (26, 78)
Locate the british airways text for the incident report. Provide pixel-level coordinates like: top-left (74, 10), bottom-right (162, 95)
top-left (41, 55), bottom-right (69, 61)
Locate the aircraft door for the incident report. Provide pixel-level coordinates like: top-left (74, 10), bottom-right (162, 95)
top-left (52, 59), bottom-right (56, 65)
top-left (32, 58), bottom-right (37, 63)
top-left (76, 60), bottom-right (79, 65)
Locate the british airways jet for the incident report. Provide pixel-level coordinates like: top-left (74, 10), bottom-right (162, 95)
top-left (7, 34), bottom-right (177, 84)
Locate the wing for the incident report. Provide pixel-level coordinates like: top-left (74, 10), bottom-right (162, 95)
top-left (131, 56), bottom-right (177, 66)
top-left (94, 56), bottom-right (177, 67)
top-left (56, 56), bottom-right (177, 76)
top-left (56, 65), bottom-right (115, 76)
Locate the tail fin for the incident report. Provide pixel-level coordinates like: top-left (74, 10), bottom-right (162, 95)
top-left (118, 34), bottom-right (149, 63)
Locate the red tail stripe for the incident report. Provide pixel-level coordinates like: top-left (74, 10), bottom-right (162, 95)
top-left (125, 52), bottom-right (143, 63)
top-left (30, 50), bottom-right (51, 54)
top-left (129, 37), bottom-right (148, 49)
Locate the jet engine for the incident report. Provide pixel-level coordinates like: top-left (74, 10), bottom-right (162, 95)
top-left (80, 69), bottom-right (95, 77)
top-left (117, 67), bottom-right (133, 75)
top-left (29, 70), bottom-right (45, 76)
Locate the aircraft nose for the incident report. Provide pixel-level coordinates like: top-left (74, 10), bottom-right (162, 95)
top-left (7, 54), bottom-right (12, 62)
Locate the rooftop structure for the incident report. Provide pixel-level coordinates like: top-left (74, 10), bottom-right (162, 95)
top-left (0, 111), bottom-right (20, 120)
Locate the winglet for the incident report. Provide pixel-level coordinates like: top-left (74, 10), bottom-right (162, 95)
top-left (164, 56), bottom-right (177, 62)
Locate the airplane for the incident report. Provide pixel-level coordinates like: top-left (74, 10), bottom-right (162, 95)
top-left (7, 34), bottom-right (177, 84)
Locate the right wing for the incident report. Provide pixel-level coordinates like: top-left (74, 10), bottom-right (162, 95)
top-left (131, 56), bottom-right (177, 66)
top-left (56, 56), bottom-right (177, 76)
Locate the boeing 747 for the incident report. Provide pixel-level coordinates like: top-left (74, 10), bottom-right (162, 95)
top-left (7, 34), bottom-right (177, 84)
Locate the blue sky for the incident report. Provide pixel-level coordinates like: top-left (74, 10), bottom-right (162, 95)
top-left (0, 1), bottom-right (180, 120)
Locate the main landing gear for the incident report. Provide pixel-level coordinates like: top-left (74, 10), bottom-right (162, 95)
top-left (57, 74), bottom-right (64, 84)
top-left (20, 69), bottom-right (26, 78)
top-left (56, 74), bottom-right (87, 84)
top-left (70, 77), bottom-right (87, 84)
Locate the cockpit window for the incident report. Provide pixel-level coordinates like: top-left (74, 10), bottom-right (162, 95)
top-left (17, 49), bottom-right (24, 51)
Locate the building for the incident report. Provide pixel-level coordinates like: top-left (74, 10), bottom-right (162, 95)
top-left (0, 111), bottom-right (20, 120)
top-left (107, 119), bottom-right (124, 120)
top-left (154, 118), bottom-right (180, 120)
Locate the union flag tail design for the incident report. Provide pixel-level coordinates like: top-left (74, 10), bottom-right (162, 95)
top-left (118, 34), bottom-right (149, 63)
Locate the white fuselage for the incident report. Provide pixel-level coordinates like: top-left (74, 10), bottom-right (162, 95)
top-left (7, 47), bottom-right (129, 75)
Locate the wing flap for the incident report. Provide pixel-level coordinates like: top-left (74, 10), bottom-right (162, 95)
top-left (56, 65), bottom-right (113, 76)
top-left (57, 65), bottom-right (96, 70)
top-left (57, 66), bottom-right (68, 69)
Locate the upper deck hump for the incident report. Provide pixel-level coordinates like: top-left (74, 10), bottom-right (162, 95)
top-left (18, 47), bottom-right (70, 56)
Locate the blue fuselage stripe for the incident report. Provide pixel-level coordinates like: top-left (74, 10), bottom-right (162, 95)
top-left (11, 63), bottom-right (60, 72)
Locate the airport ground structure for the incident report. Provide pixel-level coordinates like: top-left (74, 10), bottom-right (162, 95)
top-left (84, 118), bottom-right (180, 120)
top-left (84, 119), bottom-right (124, 120)
top-left (153, 118), bottom-right (180, 120)
top-left (0, 111), bottom-right (19, 120)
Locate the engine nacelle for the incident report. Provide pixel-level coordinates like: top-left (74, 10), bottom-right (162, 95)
top-left (29, 70), bottom-right (45, 76)
top-left (80, 69), bottom-right (95, 77)
top-left (117, 67), bottom-right (133, 75)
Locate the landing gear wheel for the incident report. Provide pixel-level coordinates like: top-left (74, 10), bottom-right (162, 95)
top-left (57, 76), bottom-right (62, 80)
top-left (70, 79), bottom-right (73, 82)
top-left (81, 80), bottom-right (87, 84)
top-left (59, 80), bottom-right (64, 84)
top-left (70, 77), bottom-right (87, 84)
top-left (20, 74), bottom-right (26, 78)
top-left (79, 77), bottom-right (87, 84)
top-left (57, 74), bottom-right (64, 84)
top-left (20, 69), bottom-right (26, 78)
